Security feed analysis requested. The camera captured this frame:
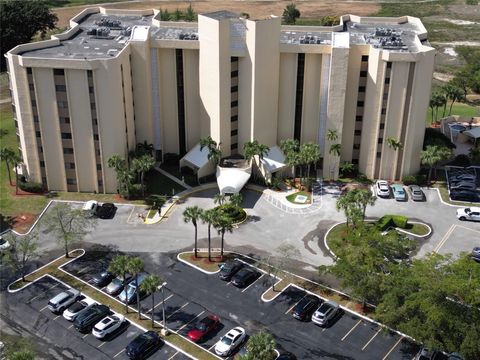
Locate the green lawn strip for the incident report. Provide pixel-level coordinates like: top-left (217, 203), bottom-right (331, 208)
top-left (285, 191), bottom-right (311, 204)
top-left (434, 182), bottom-right (478, 207)
top-left (426, 102), bottom-right (479, 125)
top-left (178, 251), bottom-right (234, 272)
top-left (424, 19), bottom-right (480, 43)
top-left (404, 223), bottom-right (430, 236)
top-left (376, 0), bottom-right (453, 18)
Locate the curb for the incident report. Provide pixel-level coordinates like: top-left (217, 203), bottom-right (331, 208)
top-left (177, 252), bottom-right (221, 274)
top-left (396, 221), bottom-right (432, 238)
top-left (323, 221), bottom-right (343, 259)
top-left (260, 278), bottom-right (288, 303)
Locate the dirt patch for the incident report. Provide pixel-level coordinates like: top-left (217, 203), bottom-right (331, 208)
top-left (10, 213), bottom-right (37, 234)
top-left (53, 1), bottom-right (380, 28)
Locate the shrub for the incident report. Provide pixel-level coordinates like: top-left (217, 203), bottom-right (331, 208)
top-left (423, 128), bottom-right (455, 150)
top-left (466, 0), bottom-right (478, 5)
top-left (377, 215), bottom-right (409, 230)
top-left (402, 175), bottom-right (417, 186)
top-left (18, 180), bottom-right (44, 193)
top-left (415, 174), bottom-right (427, 186)
top-left (215, 204), bottom-right (247, 223)
top-left (145, 194), bottom-right (167, 209)
top-left (449, 154), bottom-right (471, 167)
top-left (128, 184), bottom-right (143, 198)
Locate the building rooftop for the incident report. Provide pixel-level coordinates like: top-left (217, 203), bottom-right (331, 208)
top-left (16, 9), bottom-right (428, 60)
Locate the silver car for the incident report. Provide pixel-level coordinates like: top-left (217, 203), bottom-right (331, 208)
top-left (408, 185), bottom-right (425, 201)
top-left (105, 276), bottom-right (132, 296)
top-left (312, 300), bottom-right (340, 326)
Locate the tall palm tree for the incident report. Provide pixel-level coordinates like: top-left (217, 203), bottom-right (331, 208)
top-left (329, 143), bottom-right (342, 157)
top-left (214, 215), bottom-right (234, 259)
top-left (132, 154), bottom-right (155, 197)
top-left (353, 189), bottom-right (376, 221)
top-left (183, 206), bottom-right (203, 258)
top-left (300, 142), bottom-right (321, 178)
top-left (280, 139), bottom-right (299, 177)
top-left (386, 137), bottom-right (403, 151)
top-left (139, 274), bottom-right (162, 327)
top-left (213, 193), bottom-right (226, 206)
top-left (243, 331), bottom-right (277, 360)
top-left (108, 255), bottom-right (131, 314)
top-left (201, 209), bottom-right (219, 262)
top-left (0, 147), bottom-right (15, 186)
top-left (420, 145), bottom-right (452, 185)
top-left (229, 193), bottom-right (243, 208)
top-left (200, 136), bottom-right (222, 166)
top-left (243, 141), bottom-right (259, 162)
top-left (443, 83), bottom-right (465, 116)
top-left (127, 257), bottom-right (145, 318)
top-left (108, 154), bottom-right (130, 197)
top-left (257, 143), bottom-right (270, 160)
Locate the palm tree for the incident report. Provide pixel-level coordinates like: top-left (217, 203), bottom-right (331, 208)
top-left (183, 206), bottom-right (203, 258)
top-left (200, 136), bottom-right (222, 166)
top-left (201, 209), bottom-right (219, 262)
top-left (386, 137), bottom-right (403, 151)
top-left (243, 141), bottom-right (259, 162)
top-left (282, 3), bottom-right (300, 25)
top-left (132, 154), bottom-right (155, 197)
top-left (241, 331), bottom-right (276, 360)
top-left (257, 143), bottom-right (270, 160)
top-left (108, 255), bottom-right (131, 313)
top-left (327, 129), bottom-right (339, 142)
top-left (214, 215), bottom-right (234, 259)
top-left (127, 257), bottom-right (145, 318)
top-left (299, 142), bottom-right (321, 179)
top-left (229, 193), bottom-right (243, 208)
top-left (444, 83), bottom-right (465, 116)
top-left (429, 91), bottom-right (445, 123)
top-left (353, 189), bottom-right (376, 221)
top-left (0, 147), bottom-right (15, 186)
top-left (140, 274), bottom-right (163, 327)
top-left (213, 193), bottom-right (226, 206)
top-left (420, 145), bottom-right (452, 185)
top-left (108, 154), bottom-right (131, 197)
top-left (280, 138), bottom-right (299, 177)
top-left (329, 143), bottom-right (342, 157)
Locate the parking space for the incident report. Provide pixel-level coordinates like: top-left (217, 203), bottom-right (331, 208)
top-left (9, 276), bottom-right (187, 360)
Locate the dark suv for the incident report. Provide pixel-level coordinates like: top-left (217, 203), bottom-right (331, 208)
top-left (126, 331), bottom-right (163, 359)
top-left (219, 260), bottom-right (244, 281)
top-left (73, 304), bottom-right (110, 332)
top-left (291, 295), bottom-right (321, 321)
top-left (96, 203), bottom-right (116, 219)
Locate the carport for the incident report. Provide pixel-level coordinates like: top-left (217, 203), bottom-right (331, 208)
top-left (257, 146), bottom-right (289, 183)
top-left (463, 127), bottom-right (480, 147)
top-left (179, 143), bottom-right (215, 182)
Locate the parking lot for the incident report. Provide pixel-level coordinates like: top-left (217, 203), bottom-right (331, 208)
top-left (8, 275), bottom-right (190, 360)
top-left (61, 250), bottom-right (420, 359)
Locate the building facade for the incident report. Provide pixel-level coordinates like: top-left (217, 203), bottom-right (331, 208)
top-left (6, 7), bottom-right (435, 193)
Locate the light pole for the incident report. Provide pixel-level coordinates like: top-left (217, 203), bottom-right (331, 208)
top-left (158, 282), bottom-right (169, 336)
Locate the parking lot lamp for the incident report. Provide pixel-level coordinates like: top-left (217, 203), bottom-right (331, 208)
top-left (158, 282), bottom-right (168, 336)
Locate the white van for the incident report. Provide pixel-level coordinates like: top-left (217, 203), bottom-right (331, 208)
top-left (82, 200), bottom-right (98, 216)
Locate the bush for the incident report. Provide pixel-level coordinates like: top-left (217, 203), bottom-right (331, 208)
top-left (18, 180), bottom-right (44, 193)
top-left (128, 184), bottom-right (143, 198)
top-left (466, 0), bottom-right (478, 5)
top-left (402, 175), bottom-right (417, 186)
top-left (423, 128), bottom-right (456, 150)
top-left (145, 194), bottom-right (167, 209)
top-left (215, 204), bottom-right (247, 223)
top-left (449, 154), bottom-right (471, 167)
top-left (377, 215), bottom-right (409, 230)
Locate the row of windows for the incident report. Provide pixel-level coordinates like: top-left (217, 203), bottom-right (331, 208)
top-left (231, 115), bottom-right (238, 123)
top-left (231, 85), bottom-right (238, 93)
top-left (231, 70), bottom-right (238, 78)
top-left (231, 129), bottom-right (238, 136)
top-left (231, 100), bottom-right (238, 107)
top-left (65, 162), bottom-right (75, 169)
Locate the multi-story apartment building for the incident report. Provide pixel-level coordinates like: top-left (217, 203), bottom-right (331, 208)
top-left (6, 7), bottom-right (435, 193)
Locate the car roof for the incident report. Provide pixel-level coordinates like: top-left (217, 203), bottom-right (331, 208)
top-left (226, 327), bottom-right (244, 338)
top-left (391, 184), bottom-right (403, 190)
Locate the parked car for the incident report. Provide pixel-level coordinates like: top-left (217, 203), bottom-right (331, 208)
top-left (291, 295), bottom-right (321, 321)
top-left (408, 185), bottom-right (425, 201)
top-left (82, 200), bottom-right (98, 216)
top-left (214, 327), bottom-right (246, 357)
top-left (73, 304), bottom-right (110, 333)
top-left (312, 300), bottom-right (341, 326)
top-left (415, 347), bottom-right (449, 360)
top-left (91, 271), bottom-right (115, 287)
top-left (231, 267), bottom-right (259, 288)
top-left (450, 190), bottom-right (480, 202)
top-left (450, 174), bottom-right (477, 183)
top-left (277, 353), bottom-right (297, 360)
top-left (450, 182), bottom-right (477, 191)
top-left (63, 296), bottom-right (96, 321)
top-left (392, 184), bottom-right (407, 201)
top-left (92, 314), bottom-right (126, 339)
top-left (0, 236), bottom-right (11, 252)
top-left (106, 276), bottom-right (132, 296)
top-left (471, 247), bottom-right (480, 262)
top-left (118, 273), bottom-right (148, 304)
top-left (456, 207), bottom-right (480, 221)
top-left (187, 314), bottom-right (220, 342)
top-left (48, 288), bottom-right (81, 314)
top-left (96, 203), bottom-right (116, 219)
top-left (375, 180), bottom-right (390, 198)
top-left (219, 260), bottom-right (244, 281)
top-left (126, 331), bottom-right (163, 360)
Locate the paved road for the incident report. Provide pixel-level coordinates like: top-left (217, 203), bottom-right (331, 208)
top-left (60, 250), bottom-right (420, 360)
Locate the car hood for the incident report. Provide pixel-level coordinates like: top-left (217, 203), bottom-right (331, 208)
top-left (456, 209), bottom-right (467, 215)
top-left (215, 341), bottom-right (231, 353)
top-left (187, 329), bottom-right (203, 340)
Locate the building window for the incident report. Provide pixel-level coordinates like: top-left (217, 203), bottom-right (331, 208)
top-left (230, 143), bottom-right (238, 150)
top-left (380, 123), bottom-right (385, 130)
top-left (230, 129), bottom-right (238, 136)
top-left (386, 62), bottom-right (392, 69)
top-left (61, 133), bottom-right (72, 139)
top-left (354, 130), bottom-right (362, 136)
top-left (231, 70), bottom-right (238, 77)
top-left (36, 131), bottom-right (41, 137)
top-left (231, 85), bottom-right (238, 93)
top-left (39, 146), bottom-right (43, 153)
top-left (53, 69), bottom-right (64, 76)
top-left (89, 86), bottom-right (94, 94)
top-left (59, 117), bottom-right (70, 124)
top-left (385, 78), bottom-right (390, 85)
top-left (358, 86), bottom-right (366, 93)
top-left (57, 101), bottom-right (68, 108)
top-left (357, 101), bottom-right (364, 107)
top-left (383, 94), bottom-right (389, 100)
top-left (352, 159), bottom-right (359, 165)
top-left (63, 148), bottom-right (74, 154)
top-left (67, 178), bottom-right (77, 185)
top-left (29, 83), bottom-right (35, 91)
top-left (231, 115), bottom-right (238, 123)
top-left (353, 144), bottom-right (360, 150)
top-left (355, 115), bottom-right (363, 122)
top-left (93, 134), bottom-right (99, 141)
top-left (376, 152), bottom-right (382, 158)
top-left (33, 116), bottom-right (39, 123)
top-left (40, 161), bottom-right (45, 167)
top-left (65, 162), bottom-right (75, 169)
top-left (378, 138), bottom-right (383, 144)
top-left (55, 85), bottom-right (66, 92)
top-left (90, 102), bottom-right (96, 110)
top-left (96, 164), bottom-right (102, 171)
top-left (31, 100), bottom-right (36, 107)
top-left (231, 100), bottom-right (238, 107)
top-left (175, 49), bottom-right (186, 156)
top-left (361, 55), bottom-right (369, 62)
top-left (98, 180), bottom-right (103, 186)
top-left (96, 149), bottom-right (101, 156)
top-left (360, 70), bottom-right (368, 77)
top-left (27, 68), bottom-right (33, 75)
top-left (231, 57), bottom-right (239, 63)
top-left (381, 108), bottom-right (387, 115)
top-left (87, 70), bottom-right (93, 78)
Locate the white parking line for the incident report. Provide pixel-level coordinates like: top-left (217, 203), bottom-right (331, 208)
top-left (68, 324), bottom-right (73, 329)
top-left (166, 302), bottom-right (189, 320)
top-left (285, 294), bottom-right (306, 315)
top-left (167, 351), bottom-right (179, 360)
top-left (82, 333), bottom-right (89, 339)
top-left (27, 295), bottom-right (40, 303)
top-left (113, 349), bottom-right (125, 358)
top-left (148, 294), bottom-right (174, 314)
top-left (208, 343), bottom-right (216, 351)
top-left (241, 274), bottom-right (264, 293)
top-left (39, 305), bottom-right (49, 312)
top-left (341, 320), bottom-right (362, 341)
top-left (77, 265), bottom-right (92, 275)
top-left (382, 336), bottom-right (404, 360)
top-left (362, 328), bottom-right (382, 350)
top-left (53, 315), bottom-right (61, 320)
top-left (177, 310), bottom-right (205, 332)
top-left (47, 283), bottom-right (60, 291)
top-left (97, 342), bottom-right (106, 348)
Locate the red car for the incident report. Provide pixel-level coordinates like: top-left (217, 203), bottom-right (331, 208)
top-left (187, 314), bottom-right (220, 342)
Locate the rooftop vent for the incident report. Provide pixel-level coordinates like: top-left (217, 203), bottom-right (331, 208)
top-left (95, 17), bottom-right (122, 29)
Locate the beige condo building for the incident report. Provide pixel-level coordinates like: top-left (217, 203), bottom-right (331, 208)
top-left (6, 7), bottom-right (435, 193)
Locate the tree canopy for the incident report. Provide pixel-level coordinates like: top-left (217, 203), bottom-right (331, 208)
top-left (282, 3), bottom-right (300, 25)
top-left (0, 0), bottom-right (57, 71)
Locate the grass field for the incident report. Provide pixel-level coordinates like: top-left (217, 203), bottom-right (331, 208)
top-left (427, 102), bottom-right (480, 124)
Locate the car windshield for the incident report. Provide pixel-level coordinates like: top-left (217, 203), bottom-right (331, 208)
top-left (69, 302), bottom-right (85, 312)
top-left (0, 238), bottom-right (5, 245)
top-left (195, 322), bottom-right (207, 331)
top-left (111, 278), bottom-right (122, 286)
top-left (221, 336), bottom-right (233, 345)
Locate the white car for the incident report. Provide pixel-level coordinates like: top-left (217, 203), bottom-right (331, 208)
top-left (0, 236), bottom-right (11, 251)
top-left (375, 180), bottom-right (390, 198)
top-left (48, 288), bottom-right (81, 314)
top-left (82, 200), bottom-right (98, 216)
top-left (63, 296), bottom-right (96, 321)
top-left (456, 207), bottom-right (480, 222)
top-left (214, 327), bottom-right (246, 357)
top-left (92, 314), bottom-right (125, 339)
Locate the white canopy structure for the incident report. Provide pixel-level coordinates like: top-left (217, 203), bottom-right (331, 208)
top-left (216, 166), bottom-right (251, 194)
top-left (258, 146), bottom-right (288, 182)
top-left (179, 143), bottom-right (215, 181)
top-left (464, 127), bottom-right (480, 146)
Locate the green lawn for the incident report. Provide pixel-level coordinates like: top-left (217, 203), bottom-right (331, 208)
top-left (146, 169), bottom-right (186, 197)
top-left (427, 102), bottom-right (479, 124)
top-left (404, 223), bottom-right (430, 236)
top-left (286, 191), bottom-right (311, 204)
top-left (376, 0), bottom-right (454, 18)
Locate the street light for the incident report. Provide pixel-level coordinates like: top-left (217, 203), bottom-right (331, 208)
top-left (157, 282), bottom-right (168, 336)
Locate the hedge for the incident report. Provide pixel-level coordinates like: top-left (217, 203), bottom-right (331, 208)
top-left (18, 180), bottom-right (44, 194)
top-left (377, 215), bottom-right (408, 231)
